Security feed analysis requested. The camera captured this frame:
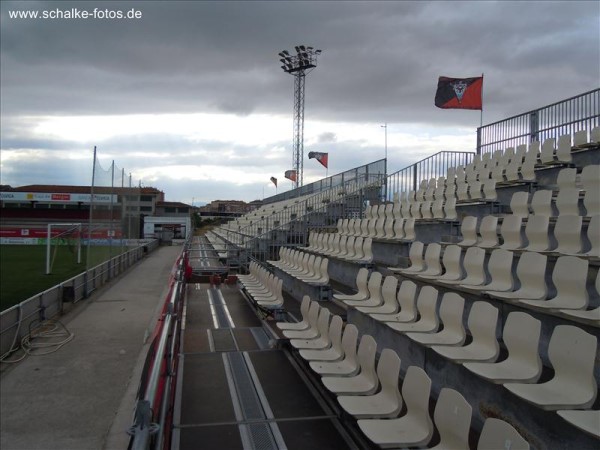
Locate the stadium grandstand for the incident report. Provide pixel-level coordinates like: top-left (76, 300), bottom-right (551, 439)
top-left (2, 90), bottom-right (599, 450)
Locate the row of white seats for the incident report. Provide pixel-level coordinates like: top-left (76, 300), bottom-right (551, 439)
top-left (366, 195), bottom-right (458, 221)
top-left (457, 214), bottom-right (599, 258)
top-left (336, 217), bottom-right (415, 242)
top-left (276, 297), bottom-right (535, 448)
top-left (237, 261), bottom-right (283, 309)
top-left (267, 249), bottom-right (329, 286)
top-left (510, 187), bottom-right (599, 219)
top-left (393, 242), bottom-right (600, 322)
top-left (304, 233), bottom-right (374, 264)
top-left (331, 277), bottom-right (598, 420)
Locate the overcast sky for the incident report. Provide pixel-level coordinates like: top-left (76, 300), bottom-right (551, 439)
top-left (1, 0), bottom-right (598, 204)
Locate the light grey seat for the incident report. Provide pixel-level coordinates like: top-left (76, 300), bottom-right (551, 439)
top-left (282, 302), bottom-right (321, 339)
top-left (437, 246), bottom-right (486, 286)
top-left (345, 271), bottom-right (383, 307)
top-left (478, 215), bottom-right (499, 248)
top-left (405, 292), bottom-right (465, 347)
top-left (557, 410), bottom-right (600, 439)
top-left (356, 276), bottom-right (399, 314)
top-left (289, 309), bottom-right (335, 350)
top-left (299, 314), bottom-right (344, 362)
top-left (333, 268), bottom-right (369, 301)
top-left (276, 295), bottom-right (311, 330)
top-left (430, 388), bottom-right (472, 450)
top-left (457, 216), bottom-right (478, 247)
top-left (369, 280), bottom-right (418, 323)
top-left (309, 324), bottom-right (359, 375)
top-left (523, 215), bottom-right (551, 252)
top-left (477, 418), bottom-right (530, 450)
top-left (461, 249), bottom-right (513, 293)
top-left (387, 286), bottom-right (439, 334)
top-left (389, 241), bottom-right (424, 273)
top-left (418, 244), bottom-right (463, 282)
top-left (499, 215), bottom-right (525, 250)
top-left (486, 251), bottom-right (548, 302)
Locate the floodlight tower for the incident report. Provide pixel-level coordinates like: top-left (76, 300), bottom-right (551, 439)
top-left (278, 45), bottom-right (322, 188)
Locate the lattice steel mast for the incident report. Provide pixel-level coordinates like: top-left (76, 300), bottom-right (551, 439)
top-left (279, 45), bottom-right (322, 188)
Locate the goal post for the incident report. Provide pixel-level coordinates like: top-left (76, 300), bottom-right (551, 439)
top-left (46, 223), bottom-right (82, 275)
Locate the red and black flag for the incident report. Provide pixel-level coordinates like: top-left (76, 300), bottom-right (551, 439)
top-left (435, 76), bottom-right (483, 110)
top-left (308, 151), bottom-right (328, 168)
top-left (270, 177), bottom-right (277, 187)
top-left (284, 170), bottom-right (297, 182)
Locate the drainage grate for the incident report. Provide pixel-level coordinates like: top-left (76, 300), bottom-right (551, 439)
top-left (250, 327), bottom-right (272, 350)
top-left (247, 423), bottom-right (278, 450)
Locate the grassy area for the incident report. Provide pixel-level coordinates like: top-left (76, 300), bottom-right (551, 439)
top-left (0, 245), bottom-right (126, 312)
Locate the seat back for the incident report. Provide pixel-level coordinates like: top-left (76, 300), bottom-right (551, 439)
top-left (586, 215), bottom-right (599, 257)
top-left (401, 366), bottom-right (433, 438)
top-left (397, 280), bottom-right (418, 321)
top-left (377, 349), bottom-right (403, 413)
top-left (441, 245), bottom-right (463, 280)
top-left (444, 197), bottom-right (458, 220)
top-left (556, 133), bottom-right (573, 163)
top-left (556, 188), bottom-right (581, 216)
top-left (328, 315), bottom-right (344, 355)
top-left (366, 271), bottom-right (384, 302)
top-left (340, 324), bottom-right (359, 367)
top-left (553, 215), bottom-right (583, 254)
top-left (459, 216), bottom-right (478, 246)
top-left (551, 256), bottom-right (589, 309)
top-left (362, 238), bottom-right (374, 262)
top-left (462, 246), bottom-right (487, 284)
top-left (393, 218), bottom-right (405, 239)
top-left (514, 252), bottom-right (548, 299)
top-left (381, 276), bottom-right (399, 308)
top-left (540, 137), bottom-right (556, 164)
top-left (315, 305), bottom-right (331, 340)
top-left (438, 292), bottom-right (466, 338)
top-left (581, 164), bottom-right (600, 193)
top-left (485, 249), bottom-right (514, 290)
top-left (477, 418), bottom-right (530, 450)
top-left (467, 301), bottom-right (499, 355)
top-left (422, 243), bottom-right (442, 275)
top-left (383, 217), bottom-right (395, 238)
top-left (531, 190), bottom-right (553, 217)
top-left (503, 312), bottom-right (542, 380)
top-left (510, 191), bottom-right (530, 218)
top-left (353, 268), bottom-right (370, 297)
top-left (524, 215), bottom-right (551, 252)
top-left (556, 168), bottom-right (578, 190)
top-left (548, 325), bottom-right (598, 408)
top-left (434, 388), bottom-right (472, 450)
top-left (479, 215), bottom-right (499, 248)
top-left (583, 183), bottom-right (600, 216)
top-left (404, 218), bottom-right (416, 241)
top-left (357, 334), bottom-right (378, 386)
top-left (408, 241), bottom-right (425, 270)
top-left (352, 236), bottom-right (365, 259)
top-left (414, 285), bottom-right (439, 328)
top-left (500, 215), bottom-right (524, 250)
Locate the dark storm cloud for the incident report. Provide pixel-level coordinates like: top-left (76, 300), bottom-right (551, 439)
top-left (2, 1), bottom-right (598, 124)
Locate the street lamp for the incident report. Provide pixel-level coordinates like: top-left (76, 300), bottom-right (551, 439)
top-left (278, 45), bottom-right (322, 188)
top-left (381, 123), bottom-right (388, 160)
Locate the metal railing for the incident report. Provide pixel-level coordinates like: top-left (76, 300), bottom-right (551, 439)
top-left (264, 159), bottom-right (386, 204)
top-left (477, 88), bottom-right (600, 155)
top-left (0, 240), bottom-right (159, 359)
top-left (385, 150), bottom-right (475, 200)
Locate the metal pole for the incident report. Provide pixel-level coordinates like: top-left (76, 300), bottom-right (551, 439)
top-left (86, 146), bottom-right (97, 273)
top-left (46, 223), bottom-right (51, 274)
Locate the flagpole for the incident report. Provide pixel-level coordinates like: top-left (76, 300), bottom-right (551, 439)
top-left (480, 73), bottom-right (484, 127)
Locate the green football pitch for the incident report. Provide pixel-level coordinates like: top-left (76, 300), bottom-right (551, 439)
top-left (0, 245), bottom-right (126, 312)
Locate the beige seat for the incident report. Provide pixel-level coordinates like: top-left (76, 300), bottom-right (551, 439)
top-left (556, 167), bottom-right (578, 190)
top-left (387, 285), bottom-right (439, 334)
top-left (504, 325), bottom-right (598, 410)
top-left (309, 324), bottom-right (359, 375)
top-left (321, 334), bottom-right (379, 395)
top-left (390, 241), bottom-right (424, 273)
top-left (357, 366), bottom-right (433, 448)
top-left (289, 309), bottom-right (334, 350)
top-left (486, 251), bottom-right (548, 302)
top-left (478, 215), bottom-right (499, 248)
top-left (443, 197), bottom-right (458, 220)
top-left (557, 410), bottom-right (600, 439)
top-left (461, 249), bottom-right (513, 293)
top-left (405, 292), bottom-right (465, 347)
top-left (404, 218), bottom-right (416, 241)
top-left (337, 349), bottom-right (402, 419)
top-left (392, 218), bottom-right (405, 240)
top-left (415, 243), bottom-right (442, 277)
top-left (432, 301), bottom-right (499, 363)
top-left (531, 190), bottom-right (553, 217)
top-left (255, 278), bottom-right (284, 309)
top-left (419, 244), bottom-right (464, 282)
top-left (333, 268), bottom-right (369, 301)
top-left (345, 271), bottom-right (383, 307)
top-left (299, 314), bottom-right (344, 362)
top-left (477, 418), bottom-right (530, 450)
top-left (458, 216), bottom-right (478, 246)
top-left (463, 311), bottom-right (542, 383)
top-left (555, 188), bottom-right (581, 217)
top-left (356, 276), bottom-right (399, 314)
top-left (438, 246), bottom-right (486, 286)
top-left (430, 388), bottom-right (472, 450)
top-left (276, 295), bottom-right (311, 331)
top-left (580, 215), bottom-right (599, 258)
top-left (282, 302), bottom-right (321, 339)
top-left (553, 215), bottom-right (583, 254)
top-left (520, 256), bottom-right (588, 310)
top-left (583, 182), bottom-right (600, 216)
top-left (499, 215), bottom-right (525, 250)
top-left (510, 191), bottom-right (530, 218)
top-left (523, 215), bottom-right (551, 252)
top-left (369, 280), bottom-right (418, 323)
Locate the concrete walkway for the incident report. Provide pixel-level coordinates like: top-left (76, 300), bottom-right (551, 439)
top-left (0, 245), bottom-right (182, 450)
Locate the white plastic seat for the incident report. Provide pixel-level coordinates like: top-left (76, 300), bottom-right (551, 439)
top-left (337, 349), bottom-right (402, 419)
top-left (345, 271), bottom-right (383, 307)
top-left (580, 215), bottom-right (600, 258)
top-left (553, 215), bottom-right (583, 254)
top-left (581, 164), bottom-right (600, 193)
top-left (486, 251), bottom-right (548, 302)
top-left (510, 191), bottom-right (530, 218)
top-left (540, 137), bottom-right (557, 164)
top-left (421, 200), bottom-right (434, 219)
top-left (461, 249), bottom-right (514, 293)
top-left (477, 418), bottom-right (530, 450)
top-left (299, 314), bottom-right (344, 362)
top-left (419, 244), bottom-right (464, 282)
top-left (333, 268), bottom-right (369, 301)
top-left (415, 243), bottom-right (442, 277)
top-left (443, 197), bottom-right (458, 220)
top-left (387, 285), bottom-right (439, 333)
top-left (557, 410), bottom-right (600, 439)
top-left (583, 184), bottom-right (600, 216)
top-left (382, 217), bottom-right (395, 239)
top-left (531, 190), bottom-right (553, 217)
top-left (429, 388), bottom-right (472, 450)
top-left (289, 308), bottom-right (335, 350)
top-left (276, 296), bottom-right (311, 330)
top-left (357, 237), bottom-right (374, 263)
top-left (282, 302), bottom-right (321, 339)
top-left (438, 246), bottom-right (486, 286)
top-left (356, 276), bottom-right (399, 314)
top-left (464, 311), bottom-right (542, 383)
top-left (457, 216), bottom-right (478, 247)
top-left (504, 325), bottom-right (598, 410)
top-left (309, 324), bottom-right (359, 375)
top-left (573, 129), bottom-right (591, 148)
top-left (357, 366), bottom-right (433, 449)
top-left (555, 133), bottom-right (573, 163)
top-left (556, 167), bottom-right (578, 190)
top-left (520, 255), bottom-right (588, 310)
top-left (406, 292), bottom-right (465, 347)
top-left (499, 215), bottom-right (525, 250)
top-left (403, 218), bottom-right (416, 241)
top-left (483, 179), bottom-right (498, 201)
top-left (390, 241), bottom-right (424, 273)
top-left (432, 301), bottom-right (499, 363)
top-left (392, 218), bottom-right (405, 240)
top-left (369, 280), bottom-right (418, 324)
top-left (431, 198), bottom-right (445, 219)
top-left (478, 215), bottom-right (499, 248)
top-left (523, 215), bottom-right (551, 252)
top-left (321, 334), bottom-right (379, 395)
top-left (556, 188), bottom-right (581, 217)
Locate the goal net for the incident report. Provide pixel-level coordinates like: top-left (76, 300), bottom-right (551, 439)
top-left (46, 223), bottom-right (82, 275)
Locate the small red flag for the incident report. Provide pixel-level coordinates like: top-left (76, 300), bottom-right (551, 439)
top-left (284, 170), bottom-right (297, 182)
top-left (308, 151), bottom-right (328, 168)
top-left (435, 76), bottom-right (483, 110)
